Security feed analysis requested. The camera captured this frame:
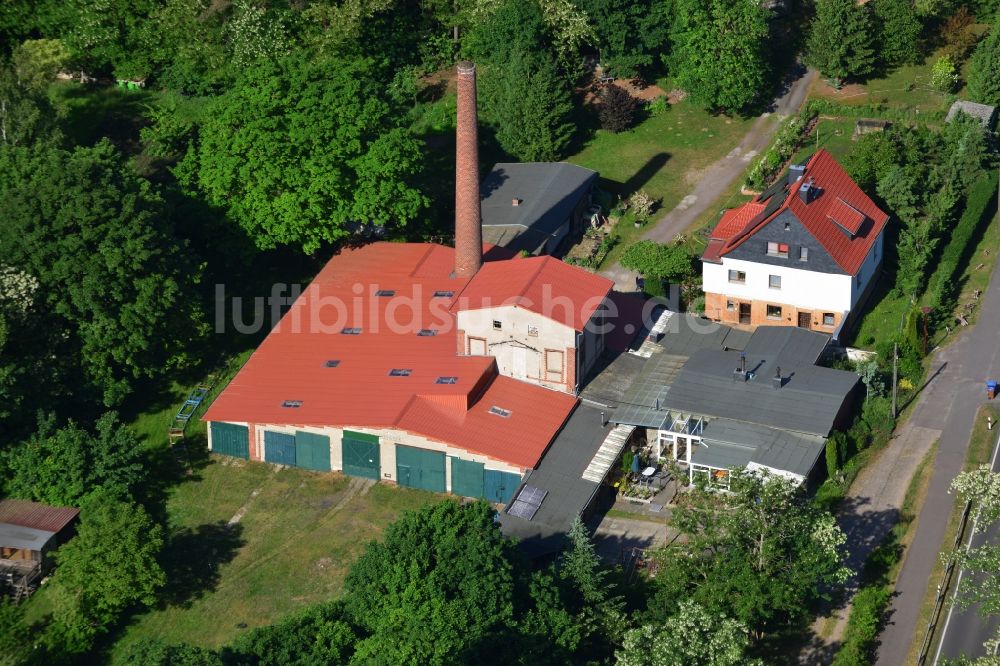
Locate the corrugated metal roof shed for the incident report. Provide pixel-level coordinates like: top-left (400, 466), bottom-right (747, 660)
top-left (0, 500), bottom-right (78, 533)
top-left (0, 523), bottom-right (54, 552)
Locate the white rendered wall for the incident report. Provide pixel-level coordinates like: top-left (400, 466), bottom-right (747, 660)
top-left (703, 258), bottom-right (854, 313)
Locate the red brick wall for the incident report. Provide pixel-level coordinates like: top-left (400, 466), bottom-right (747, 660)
top-left (454, 61), bottom-right (482, 279)
top-left (703, 292), bottom-right (842, 332)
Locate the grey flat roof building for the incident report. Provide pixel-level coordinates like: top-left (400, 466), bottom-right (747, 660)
top-left (697, 418), bottom-right (826, 480)
top-left (481, 163), bottom-right (598, 255)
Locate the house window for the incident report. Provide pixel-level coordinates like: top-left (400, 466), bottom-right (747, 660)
top-left (432, 290), bottom-right (454, 298)
top-left (767, 242), bottom-right (789, 258)
top-left (388, 368), bottom-right (412, 376)
top-left (784, 221), bottom-right (791, 231)
top-left (728, 270), bottom-right (746, 284)
top-left (823, 313), bottom-right (835, 326)
top-left (416, 329), bottom-right (438, 337)
top-left (492, 320), bottom-right (502, 330)
top-left (324, 360), bottom-right (340, 368)
top-left (726, 300), bottom-right (735, 311)
top-left (281, 400), bottom-right (303, 408)
top-left (799, 247), bottom-right (809, 261)
top-left (375, 289), bottom-right (395, 297)
top-left (489, 406), bottom-right (512, 418)
top-left (527, 325), bottom-right (539, 337)
top-left (340, 327), bottom-right (362, 335)
top-left (769, 274), bottom-right (781, 289)
top-left (766, 305), bottom-right (782, 319)
top-left (435, 376), bottom-right (458, 384)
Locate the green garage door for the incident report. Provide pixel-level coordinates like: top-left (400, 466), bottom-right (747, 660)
top-left (396, 445), bottom-right (446, 493)
top-left (484, 470), bottom-right (522, 504)
top-left (342, 431), bottom-right (380, 480)
top-left (296, 431), bottom-right (331, 472)
top-left (211, 422), bottom-right (249, 459)
top-left (264, 431), bottom-right (296, 466)
top-left (450, 458), bottom-right (484, 498)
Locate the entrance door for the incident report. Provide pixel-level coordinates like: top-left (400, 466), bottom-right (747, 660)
top-left (798, 311), bottom-right (811, 329)
top-left (342, 431), bottom-right (380, 479)
top-left (512, 346), bottom-right (527, 379)
top-left (395, 445), bottom-right (446, 492)
top-left (264, 431), bottom-right (296, 466)
top-left (738, 303), bottom-right (751, 325)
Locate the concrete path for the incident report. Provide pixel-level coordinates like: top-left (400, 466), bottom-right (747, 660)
top-left (600, 67), bottom-right (818, 292)
top-left (875, 247), bottom-right (1000, 664)
top-left (592, 516), bottom-right (671, 562)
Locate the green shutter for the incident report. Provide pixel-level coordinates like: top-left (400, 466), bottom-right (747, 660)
top-left (296, 431), bottom-right (331, 472)
top-left (450, 458), bottom-right (485, 498)
top-left (396, 445), bottom-right (446, 493)
top-left (211, 422), bottom-right (249, 459)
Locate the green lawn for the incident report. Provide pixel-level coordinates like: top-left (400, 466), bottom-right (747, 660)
top-left (791, 117), bottom-right (858, 164)
top-left (109, 463), bottom-right (449, 654)
top-left (566, 99), bottom-right (754, 269)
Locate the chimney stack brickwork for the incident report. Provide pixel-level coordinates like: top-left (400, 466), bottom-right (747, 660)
top-left (455, 61), bottom-right (483, 279)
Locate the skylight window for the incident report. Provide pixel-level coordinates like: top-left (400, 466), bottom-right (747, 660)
top-left (340, 327), bottom-right (362, 335)
top-left (489, 406), bottom-right (512, 418)
top-left (281, 400), bottom-right (303, 408)
top-left (432, 290), bottom-right (454, 298)
top-left (417, 329), bottom-right (438, 337)
top-left (324, 360), bottom-right (341, 367)
top-left (435, 376), bottom-right (458, 384)
top-left (375, 289), bottom-right (395, 297)
top-left (388, 369), bottom-right (412, 377)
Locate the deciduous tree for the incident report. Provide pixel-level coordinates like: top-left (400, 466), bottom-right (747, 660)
top-left (181, 53), bottom-right (428, 253)
top-left (670, 0), bottom-right (770, 113)
top-left (872, 0), bottom-right (923, 67)
top-left (617, 600), bottom-right (763, 666)
top-left (620, 241), bottom-right (695, 284)
top-left (47, 491), bottom-right (165, 654)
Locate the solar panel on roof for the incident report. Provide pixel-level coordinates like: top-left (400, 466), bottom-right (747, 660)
top-left (506, 485), bottom-right (548, 521)
top-left (506, 500), bottom-right (539, 520)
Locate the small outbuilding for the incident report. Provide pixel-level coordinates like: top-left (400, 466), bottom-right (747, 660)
top-left (0, 499), bottom-right (79, 601)
top-left (480, 162), bottom-right (599, 256)
top-left (946, 100), bottom-right (997, 130)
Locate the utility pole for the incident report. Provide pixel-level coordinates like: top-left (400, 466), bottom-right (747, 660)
top-left (892, 342), bottom-right (898, 418)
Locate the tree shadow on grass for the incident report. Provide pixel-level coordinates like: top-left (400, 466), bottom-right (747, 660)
top-left (157, 521), bottom-right (246, 609)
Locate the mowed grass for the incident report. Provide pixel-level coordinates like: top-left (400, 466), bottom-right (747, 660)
top-left (566, 98), bottom-right (754, 268)
top-left (111, 461), bottom-right (450, 654)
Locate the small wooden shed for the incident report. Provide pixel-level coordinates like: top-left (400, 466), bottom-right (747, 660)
top-left (0, 500), bottom-right (79, 601)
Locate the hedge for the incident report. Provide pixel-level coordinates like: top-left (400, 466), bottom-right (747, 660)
top-left (743, 105), bottom-right (819, 190)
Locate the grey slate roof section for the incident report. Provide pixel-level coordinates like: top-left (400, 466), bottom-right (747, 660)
top-left (701, 418), bottom-right (826, 477)
top-left (661, 328), bottom-right (859, 436)
top-left (481, 162), bottom-right (598, 253)
top-left (947, 100), bottom-right (997, 129)
top-left (0, 523), bottom-right (54, 552)
top-left (500, 404), bottom-right (608, 558)
top-left (724, 207), bottom-right (845, 275)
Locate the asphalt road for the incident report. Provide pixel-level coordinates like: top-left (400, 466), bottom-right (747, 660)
top-left (934, 428), bottom-right (1000, 663)
top-left (874, 203), bottom-right (1000, 664)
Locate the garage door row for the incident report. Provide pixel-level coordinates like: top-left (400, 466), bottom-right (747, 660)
top-left (210, 423), bottom-right (521, 503)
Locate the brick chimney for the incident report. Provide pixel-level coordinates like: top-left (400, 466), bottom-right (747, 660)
top-left (454, 60), bottom-right (482, 279)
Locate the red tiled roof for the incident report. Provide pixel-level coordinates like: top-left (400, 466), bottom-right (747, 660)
top-left (202, 242), bottom-right (583, 469)
top-left (702, 150), bottom-right (889, 275)
top-left (702, 202), bottom-right (766, 263)
top-left (454, 256), bottom-right (613, 331)
top-left (0, 499), bottom-right (79, 534)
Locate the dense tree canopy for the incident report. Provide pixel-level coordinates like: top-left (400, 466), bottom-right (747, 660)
top-left (180, 53), bottom-right (428, 253)
top-left (807, 0), bottom-right (877, 83)
top-left (968, 18), bottom-right (1000, 105)
top-left (3, 412), bottom-right (146, 506)
top-left (572, 0), bottom-right (672, 77)
top-left (872, 0), bottom-right (923, 68)
top-left (670, 0), bottom-right (770, 113)
top-left (649, 472), bottom-right (850, 637)
top-left (0, 140), bottom-right (203, 408)
top-left (47, 491), bottom-right (166, 653)
top-left (620, 241), bottom-right (696, 284)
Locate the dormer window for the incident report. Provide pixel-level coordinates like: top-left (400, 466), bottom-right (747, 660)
top-left (767, 242), bottom-right (789, 258)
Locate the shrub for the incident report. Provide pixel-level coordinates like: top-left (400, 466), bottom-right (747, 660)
top-left (627, 190), bottom-right (656, 219)
top-left (826, 438), bottom-right (840, 478)
top-left (931, 55), bottom-right (959, 92)
top-left (832, 585), bottom-right (893, 666)
top-left (743, 105), bottom-right (818, 190)
top-left (598, 84), bottom-right (638, 133)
